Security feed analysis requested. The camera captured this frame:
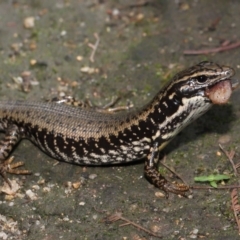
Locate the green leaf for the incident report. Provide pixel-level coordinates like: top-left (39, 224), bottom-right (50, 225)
top-left (210, 181), bottom-right (218, 188)
top-left (210, 174), bottom-right (230, 181)
top-left (194, 174), bottom-right (230, 185)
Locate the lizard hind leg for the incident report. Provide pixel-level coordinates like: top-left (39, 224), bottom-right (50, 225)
top-left (49, 96), bottom-right (133, 113)
top-left (49, 96), bottom-right (93, 109)
top-left (0, 156), bottom-right (31, 187)
top-left (0, 125), bottom-right (31, 187)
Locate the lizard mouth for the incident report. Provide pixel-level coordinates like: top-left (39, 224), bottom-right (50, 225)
top-left (205, 78), bottom-right (239, 104)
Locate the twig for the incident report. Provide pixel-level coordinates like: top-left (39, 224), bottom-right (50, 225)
top-left (123, 0), bottom-right (153, 8)
top-left (231, 189), bottom-right (240, 233)
top-left (235, 162), bottom-right (240, 169)
top-left (88, 33), bottom-right (100, 62)
top-left (219, 144), bottom-right (237, 176)
top-left (103, 212), bottom-right (162, 238)
top-left (207, 17), bottom-right (221, 31)
top-left (183, 41), bottom-right (240, 55)
top-left (93, 206), bottom-right (106, 214)
top-left (160, 156), bottom-right (188, 186)
top-left (192, 185), bottom-right (240, 190)
top-left (119, 222), bottom-right (131, 227)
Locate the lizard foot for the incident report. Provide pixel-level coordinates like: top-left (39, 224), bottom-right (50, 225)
top-left (0, 156), bottom-right (31, 187)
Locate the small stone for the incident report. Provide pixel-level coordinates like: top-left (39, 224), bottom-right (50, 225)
top-left (189, 234), bottom-right (197, 239)
top-left (60, 30), bottom-right (67, 36)
top-left (29, 41), bottom-right (37, 50)
top-left (42, 187), bottom-right (50, 193)
top-left (0, 232), bottom-right (8, 240)
top-left (26, 189), bottom-right (37, 200)
top-left (80, 66), bottom-right (96, 74)
top-left (192, 228), bottom-right (199, 234)
top-left (136, 13), bottom-right (144, 21)
top-left (76, 56), bottom-right (83, 61)
top-left (218, 134), bottom-right (231, 144)
top-left (24, 17), bottom-right (35, 29)
top-left (155, 191), bottom-right (165, 198)
top-left (89, 174), bottom-right (97, 180)
top-left (30, 59), bottom-right (37, 65)
top-left (162, 207), bottom-right (170, 213)
top-left (63, 216), bottom-right (69, 221)
top-left (71, 81), bottom-right (78, 87)
top-left (150, 224), bottom-right (161, 233)
top-left (37, 178), bottom-right (45, 185)
top-left (32, 185), bottom-right (40, 190)
top-left (72, 182), bottom-right (81, 189)
top-left (189, 228), bottom-right (199, 238)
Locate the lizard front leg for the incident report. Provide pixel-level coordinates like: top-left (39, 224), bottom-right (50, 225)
top-left (144, 142), bottom-right (189, 198)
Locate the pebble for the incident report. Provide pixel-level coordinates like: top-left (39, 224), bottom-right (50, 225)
top-left (32, 185), bottom-right (40, 190)
top-left (155, 191), bottom-right (165, 198)
top-left (0, 232), bottom-right (7, 240)
top-left (80, 66), bottom-right (97, 74)
top-left (189, 228), bottom-right (199, 238)
top-left (42, 187), bottom-right (51, 193)
top-left (23, 17), bottom-right (35, 29)
top-left (218, 134), bottom-right (231, 144)
top-left (26, 189), bottom-right (37, 200)
top-left (89, 174), bottom-right (98, 180)
top-left (72, 182), bottom-right (81, 189)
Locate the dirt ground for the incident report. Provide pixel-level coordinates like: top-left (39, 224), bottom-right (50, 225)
top-left (1, 0), bottom-right (240, 239)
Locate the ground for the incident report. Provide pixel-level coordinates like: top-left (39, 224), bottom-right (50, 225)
top-left (0, 1), bottom-right (240, 239)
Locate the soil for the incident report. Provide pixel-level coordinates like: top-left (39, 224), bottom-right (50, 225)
top-left (0, 1), bottom-right (240, 239)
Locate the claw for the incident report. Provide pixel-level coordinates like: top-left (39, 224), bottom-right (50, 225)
top-left (163, 182), bottom-right (190, 198)
top-left (145, 162), bottom-right (190, 198)
top-left (0, 156), bottom-right (31, 188)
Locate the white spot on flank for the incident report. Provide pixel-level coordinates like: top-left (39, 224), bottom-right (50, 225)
top-left (133, 147), bottom-right (141, 152)
top-left (90, 153), bottom-right (99, 159)
top-left (100, 148), bottom-right (106, 153)
top-left (71, 146), bottom-right (76, 151)
top-left (108, 150), bottom-right (118, 155)
top-left (168, 92), bottom-right (175, 99)
top-left (116, 157), bottom-right (124, 161)
top-left (120, 145), bottom-right (128, 151)
top-left (150, 118), bottom-right (155, 124)
top-left (152, 130), bottom-right (160, 141)
top-left (83, 148), bottom-right (88, 154)
top-left (144, 145), bottom-right (150, 150)
top-left (141, 137), bottom-right (151, 143)
top-left (132, 141), bottom-right (140, 146)
top-left (163, 101), bottom-right (168, 108)
top-left (100, 155), bottom-right (109, 163)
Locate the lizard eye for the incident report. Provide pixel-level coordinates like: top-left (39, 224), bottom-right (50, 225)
top-left (196, 75), bottom-right (208, 83)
